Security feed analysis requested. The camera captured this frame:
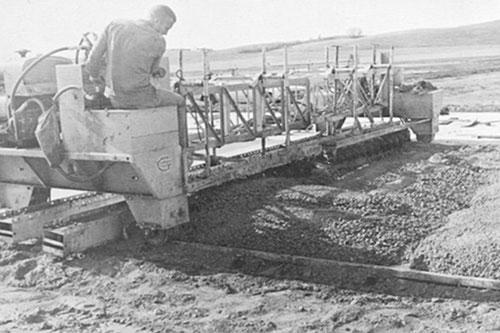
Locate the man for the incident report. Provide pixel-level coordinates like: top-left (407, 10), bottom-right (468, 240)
top-left (85, 5), bottom-right (185, 110)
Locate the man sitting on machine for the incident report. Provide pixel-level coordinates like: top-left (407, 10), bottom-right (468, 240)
top-left (85, 4), bottom-right (185, 111)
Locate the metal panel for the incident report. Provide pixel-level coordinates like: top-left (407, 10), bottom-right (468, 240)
top-left (0, 156), bottom-right (44, 185)
top-left (126, 193), bottom-right (189, 228)
top-left (394, 89), bottom-right (443, 120)
top-left (0, 193), bottom-right (124, 243)
top-left (43, 204), bottom-right (126, 256)
top-left (0, 184), bottom-right (35, 210)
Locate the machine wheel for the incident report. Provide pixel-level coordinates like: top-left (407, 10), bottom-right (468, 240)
top-left (143, 228), bottom-right (168, 246)
top-left (416, 134), bottom-right (435, 143)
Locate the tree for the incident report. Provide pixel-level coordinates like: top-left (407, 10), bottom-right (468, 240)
top-left (347, 27), bottom-right (363, 39)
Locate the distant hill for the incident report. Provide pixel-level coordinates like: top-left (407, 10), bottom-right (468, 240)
top-left (350, 20), bottom-right (500, 49)
top-left (169, 20), bottom-right (500, 74)
top-left (225, 19), bottom-right (500, 53)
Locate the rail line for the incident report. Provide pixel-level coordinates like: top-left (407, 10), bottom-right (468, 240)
top-left (159, 240), bottom-right (500, 301)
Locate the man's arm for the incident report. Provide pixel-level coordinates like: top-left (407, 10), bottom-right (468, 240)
top-left (85, 24), bottom-right (110, 79)
top-left (150, 38), bottom-right (167, 78)
top-left (151, 56), bottom-right (166, 78)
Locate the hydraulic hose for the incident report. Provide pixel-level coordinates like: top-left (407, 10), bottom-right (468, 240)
top-left (7, 46), bottom-right (82, 143)
top-left (52, 85), bottom-right (83, 103)
top-left (8, 46), bottom-right (81, 115)
top-left (16, 97), bottom-right (46, 115)
top-left (55, 162), bottom-right (115, 183)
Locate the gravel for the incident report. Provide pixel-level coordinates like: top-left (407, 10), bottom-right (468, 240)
top-left (172, 143), bottom-right (490, 269)
top-left (414, 166), bottom-right (500, 279)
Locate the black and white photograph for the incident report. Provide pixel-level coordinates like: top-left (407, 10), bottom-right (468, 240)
top-left (0, 0), bottom-right (500, 332)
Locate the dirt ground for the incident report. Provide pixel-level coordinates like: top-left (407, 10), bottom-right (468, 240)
top-left (4, 141), bottom-right (500, 333)
top-left (2, 57), bottom-right (500, 332)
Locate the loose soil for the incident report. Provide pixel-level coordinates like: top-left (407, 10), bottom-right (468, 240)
top-left (2, 142), bottom-right (500, 332)
top-left (2, 53), bottom-right (500, 333)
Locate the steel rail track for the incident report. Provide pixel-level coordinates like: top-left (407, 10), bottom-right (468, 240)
top-left (163, 240), bottom-right (500, 301)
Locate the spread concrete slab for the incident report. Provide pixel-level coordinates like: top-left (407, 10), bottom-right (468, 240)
top-left (436, 112), bottom-right (500, 144)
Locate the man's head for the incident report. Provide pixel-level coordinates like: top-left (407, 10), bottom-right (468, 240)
top-left (148, 5), bottom-right (176, 35)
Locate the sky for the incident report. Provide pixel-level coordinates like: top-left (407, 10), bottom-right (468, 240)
top-left (0, 0), bottom-right (499, 62)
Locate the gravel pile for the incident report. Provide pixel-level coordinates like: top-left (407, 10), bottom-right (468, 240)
top-left (414, 169), bottom-right (500, 279)
top-left (174, 144), bottom-right (488, 268)
top-left (305, 151), bottom-right (485, 265)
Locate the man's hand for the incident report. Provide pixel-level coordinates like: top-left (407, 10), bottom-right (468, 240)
top-left (88, 75), bottom-right (106, 94)
top-left (152, 67), bottom-right (167, 79)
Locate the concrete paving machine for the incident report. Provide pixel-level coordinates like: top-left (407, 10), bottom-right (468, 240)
top-left (0, 43), bottom-right (442, 253)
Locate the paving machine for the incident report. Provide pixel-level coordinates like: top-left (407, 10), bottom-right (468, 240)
top-left (0, 46), bottom-right (188, 234)
top-left (0, 42), bottom-right (442, 251)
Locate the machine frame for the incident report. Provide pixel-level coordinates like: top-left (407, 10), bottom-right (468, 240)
top-left (0, 44), bottom-right (442, 245)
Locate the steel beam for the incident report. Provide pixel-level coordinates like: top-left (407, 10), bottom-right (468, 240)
top-left (0, 193), bottom-right (124, 243)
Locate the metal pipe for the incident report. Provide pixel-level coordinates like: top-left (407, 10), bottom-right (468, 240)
top-left (371, 64), bottom-right (391, 70)
top-left (371, 44), bottom-right (376, 109)
top-left (334, 45), bottom-right (339, 115)
top-left (202, 49), bottom-right (211, 172)
top-left (283, 46), bottom-right (290, 146)
top-left (324, 46), bottom-right (330, 68)
top-left (219, 88), bottom-right (226, 145)
top-left (260, 48), bottom-right (267, 156)
top-left (261, 47), bottom-right (267, 74)
top-left (176, 49), bottom-right (190, 150)
top-left (305, 79), bottom-right (311, 126)
top-left (179, 49), bottom-right (184, 75)
top-left (352, 45), bottom-right (359, 130)
top-left (389, 46), bottom-right (394, 123)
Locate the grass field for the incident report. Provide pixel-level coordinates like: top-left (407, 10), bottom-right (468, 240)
top-left (167, 20), bottom-right (500, 81)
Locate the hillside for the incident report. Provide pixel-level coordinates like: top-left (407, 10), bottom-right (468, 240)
top-left (346, 19), bottom-right (500, 48)
top-left (167, 20), bottom-right (500, 74)
top-left (225, 20), bottom-right (500, 53)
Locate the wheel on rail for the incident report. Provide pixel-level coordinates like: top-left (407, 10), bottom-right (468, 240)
top-left (143, 228), bottom-right (168, 246)
top-left (416, 134), bottom-right (435, 143)
top-left (401, 128), bottom-right (411, 143)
